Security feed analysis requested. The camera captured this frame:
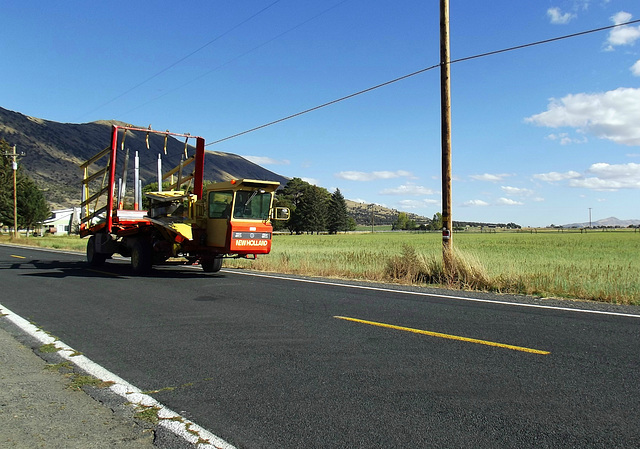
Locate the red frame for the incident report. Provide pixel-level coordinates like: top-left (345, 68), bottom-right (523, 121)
top-left (102, 125), bottom-right (205, 233)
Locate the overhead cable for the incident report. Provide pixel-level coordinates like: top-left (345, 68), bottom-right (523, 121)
top-left (120, 0), bottom-right (351, 117)
top-left (206, 65), bottom-right (440, 146)
top-left (451, 18), bottom-right (640, 64)
top-left (205, 18), bottom-right (640, 146)
top-left (77, 0), bottom-right (282, 120)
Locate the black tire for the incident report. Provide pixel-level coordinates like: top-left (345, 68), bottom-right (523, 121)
top-left (201, 258), bottom-right (223, 273)
top-left (86, 235), bottom-right (107, 267)
top-left (130, 239), bottom-right (153, 274)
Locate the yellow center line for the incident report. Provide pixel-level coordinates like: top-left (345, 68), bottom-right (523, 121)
top-left (10, 255), bottom-right (26, 259)
top-left (334, 316), bottom-right (550, 355)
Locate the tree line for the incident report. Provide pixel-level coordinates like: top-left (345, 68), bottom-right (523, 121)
top-left (0, 139), bottom-right (521, 237)
top-left (274, 178), bottom-right (356, 234)
top-left (392, 211), bottom-right (439, 231)
top-left (0, 139), bottom-right (49, 234)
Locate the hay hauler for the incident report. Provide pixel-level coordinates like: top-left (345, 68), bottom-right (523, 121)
top-left (79, 125), bottom-right (288, 273)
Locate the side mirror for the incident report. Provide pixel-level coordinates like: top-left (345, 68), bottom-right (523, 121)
top-left (272, 207), bottom-right (290, 221)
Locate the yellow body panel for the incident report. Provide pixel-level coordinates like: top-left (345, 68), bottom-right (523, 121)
top-left (206, 218), bottom-right (228, 248)
top-left (169, 222), bottom-right (193, 241)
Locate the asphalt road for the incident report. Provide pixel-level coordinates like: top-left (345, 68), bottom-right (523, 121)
top-left (1, 243), bottom-right (639, 448)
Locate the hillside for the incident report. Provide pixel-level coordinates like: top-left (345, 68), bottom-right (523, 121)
top-left (562, 217), bottom-right (640, 228)
top-left (1, 106), bottom-right (517, 228)
top-left (0, 107), bottom-right (289, 209)
top-left (345, 199), bottom-right (429, 226)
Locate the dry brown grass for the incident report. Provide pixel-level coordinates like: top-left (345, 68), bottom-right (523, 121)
top-left (385, 244), bottom-right (493, 290)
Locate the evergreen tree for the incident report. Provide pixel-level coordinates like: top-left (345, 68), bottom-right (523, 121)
top-left (346, 216), bottom-right (357, 232)
top-left (17, 176), bottom-right (50, 233)
top-left (0, 139), bottom-right (50, 233)
top-left (279, 178), bottom-right (309, 208)
top-left (296, 185), bottom-right (329, 234)
top-left (278, 178), bottom-right (310, 234)
top-left (0, 139), bottom-right (14, 225)
top-left (277, 178), bottom-right (330, 234)
top-left (327, 188), bottom-right (348, 234)
top-left (276, 178), bottom-right (349, 234)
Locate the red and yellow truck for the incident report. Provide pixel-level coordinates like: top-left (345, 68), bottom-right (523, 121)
top-left (79, 125), bottom-right (288, 273)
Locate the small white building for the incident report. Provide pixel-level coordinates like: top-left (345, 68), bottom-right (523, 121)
top-left (42, 208), bottom-right (80, 235)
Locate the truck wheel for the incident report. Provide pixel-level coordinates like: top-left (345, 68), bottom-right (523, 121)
top-left (201, 258), bottom-right (223, 273)
top-left (87, 236), bottom-right (107, 267)
top-left (131, 239), bottom-right (153, 274)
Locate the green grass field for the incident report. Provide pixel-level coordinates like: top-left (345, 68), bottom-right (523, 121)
top-left (229, 230), bottom-right (640, 305)
top-left (3, 229), bottom-right (639, 305)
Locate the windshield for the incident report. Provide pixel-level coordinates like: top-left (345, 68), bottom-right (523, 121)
top-left (208, 191), bottom-right (233, 219)
top-left (233, 190), bottom-right (272, 220)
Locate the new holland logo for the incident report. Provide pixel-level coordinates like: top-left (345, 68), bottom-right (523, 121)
top-left (235, 239), bottom-right (269, 247)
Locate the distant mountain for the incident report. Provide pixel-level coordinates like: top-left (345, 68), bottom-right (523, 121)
top-left (0, 106), bottom-right (289, 209)
top-left (562, 217), bottom-right (640, 228)
top-left (345, 199), bottom-right (430, 226)
top-left (1, 106), bottom-right (521, 228)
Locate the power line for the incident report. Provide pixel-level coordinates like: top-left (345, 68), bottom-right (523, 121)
top-left (119, 0), bottom-right (351, 117)
top-left (206, 18), bottom-right (640, 147)
top-left (206, 65), bottom-right (440, 146)
top-left (77, 0), bottom-right (282, 120)
top-left (451, 18), bottom-right (640, 65)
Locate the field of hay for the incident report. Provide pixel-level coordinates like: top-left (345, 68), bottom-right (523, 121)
top-left (227, 229), bottom-right (640, 305)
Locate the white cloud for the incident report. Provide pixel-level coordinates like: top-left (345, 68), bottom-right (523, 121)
top-left (631, 60), bottom-right (640, 76)
top-left (501, 186), bottom-right (534, 196)
top-left (612, 11), bottom-right (632, 25)
top-left (568, 178), bottom-right (618, 190)
top-left (533, 171), bottom-right (582, 182)
top-left (241, 155), bottom-right (290, 165)
top-left (546, 132), bottom-right (587, 145)
top-left (569, 162), bottom-right (640, 190)
top-left (607, 11), bottom-right (640, 48)
top-left (588, 162), bottom-right (640, 178)
top-left (526, 87), bottom-right (640, 146)
top-left (335, 170), bottom-right (414, 181)
top-left (497, 198), bottom-right (524, 206)
top-left (462, 199), bottom-right (489, 207)
top-left (469, 173), bottom-right (512, 182)
top-left (547, 7), bottom-right (575, 24)
top-left (578, 0), bottom-right (592, 10)
top-left (380, 184), bottom-right (435, 195)
top-left (536, 163), bottom-right (640, 191)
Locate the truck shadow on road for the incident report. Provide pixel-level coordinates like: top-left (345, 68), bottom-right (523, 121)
top-left (8, 259), bottom-right (225, 279)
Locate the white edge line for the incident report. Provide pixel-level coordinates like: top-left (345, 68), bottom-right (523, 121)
top-left (0, 303), bottom-right (236, 449)
top-left (221, 270), bottom-right (640, 319)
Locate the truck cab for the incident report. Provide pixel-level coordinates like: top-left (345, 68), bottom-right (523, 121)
top-left (203, 179), bottom-right (288, 255)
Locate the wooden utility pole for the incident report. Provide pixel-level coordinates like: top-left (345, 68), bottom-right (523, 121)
top-left (440, 0), bottom-right (453, 266)
top-left (1, 145), bottom-right (25, 238)
top-left (12, 145), bottom-right (17, 238)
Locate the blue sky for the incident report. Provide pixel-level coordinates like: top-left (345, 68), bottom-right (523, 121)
top-left (2, 0), bottom-right (639, 227)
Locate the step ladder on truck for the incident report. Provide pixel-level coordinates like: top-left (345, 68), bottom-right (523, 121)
top-left (79, 125), bottom-right (289, 274)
